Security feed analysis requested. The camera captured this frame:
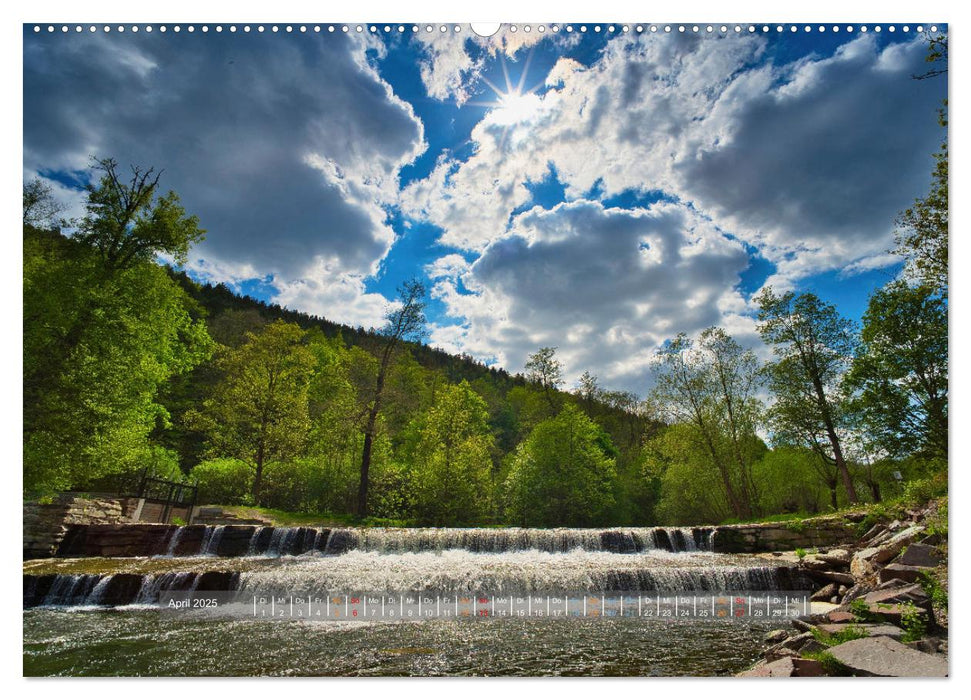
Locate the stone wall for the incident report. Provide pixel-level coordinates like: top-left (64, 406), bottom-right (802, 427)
top-left (711, 515), bottom-right (858, 553)
top-left (23, 494), bottom-right (138, 559)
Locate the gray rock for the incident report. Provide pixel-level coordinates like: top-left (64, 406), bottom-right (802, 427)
top-left (827, 636), bottom-right (947, 677)
top-left (763, 644), bottom-right (801, 662)
top-left (811, 582), bottom-right (839, 602)
top-left (878, 563), bottom-right (934, 584)
top-left (807, 569), bottom-right (856, 586)
top-left (863, 583), bottom-right (930, 607)
top-left (791, 618), bottom-right (815, 633)
top-left (818, 549), bottom-right (851, 567)
top-left (841, 583), bottom-right (872, 603)
top-left (817, 623), bottom-right (904, 640)
top-left (764, 628), bottom-right (789, 644)
top-left (859, 524), bottom-right (887, 544)
top-left (738, 657), bottom-right (799, 677)
top-left (781, 631), bottom-right (814, 649)
top-left (897, 543), bottom-right (943, 568)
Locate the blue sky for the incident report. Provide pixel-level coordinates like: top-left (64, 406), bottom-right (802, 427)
top-left (23, 23), bottom-right (946, 394)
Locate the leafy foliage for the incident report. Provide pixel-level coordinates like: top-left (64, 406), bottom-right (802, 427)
top-left (503, 405), bottom-right (617, 526)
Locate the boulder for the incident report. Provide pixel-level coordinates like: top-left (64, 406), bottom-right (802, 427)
top-left (855, 603), bottom-right (919, 627)
top-left (740, 657), bottom-right (827, 677)
top-left (851, 545), bottom-right (899, 578)
top-left (818, 549), bottom-right (851, 567)
top-left (816, 623), bottom-right (904, 640)
top-left (896, 543), bottom-right (943, 568)
top-left (764, 628), bottom-right (789, 644)
top-left (863, 583), bottom-right (930, 607)
top-left (827, 636), bottom-right (947, 677)
top-left (811, 583), bottom-right (839, 602)
top-left (763, 644), bottom-right (801, 662)
top-left (841, 583), bottom-right (872, 603)
top-left (806, 569), bottom-right (855, 586)
top-left (906, 638), bottom-right (943, 655)
top-left (859, 524), bottom-right (887, 544)
top-left (878, 563), bottom-right (934, 585)
top-left (781, 631), bottom-right (815, 650)
top-left (791, 618), bottom-right (815, 633)
top-left (826, 611), bottom-right (858, 624)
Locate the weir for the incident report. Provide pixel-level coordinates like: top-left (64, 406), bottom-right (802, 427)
top-left (24, 548), bottom-right (811, 608)
top-left (26, 523), bottom-right (838, 610)
top-left (56, 525), bottom-right (718, 558)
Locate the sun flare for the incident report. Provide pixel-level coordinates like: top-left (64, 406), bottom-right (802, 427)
top-left (491, 90), bottom-right (543, 126)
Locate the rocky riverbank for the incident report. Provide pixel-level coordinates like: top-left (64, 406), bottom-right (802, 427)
top-left (739, 499), bottom-right (948, 677)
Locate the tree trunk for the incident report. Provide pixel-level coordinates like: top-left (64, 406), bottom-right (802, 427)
top-left (868, 479), bottom-right (881, 502)
top-left (810, 373), bottom-right (860, 504)
top-left (825, 423), bottom-right (859, 503)
top-left (829, 480), bottom-right (839, 510)
top-left (253, 460), bottom-right (264, 507)
top-left (357, 407), bottom-right (379, 517)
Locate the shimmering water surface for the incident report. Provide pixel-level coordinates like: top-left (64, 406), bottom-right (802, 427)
top-left (23, 608), bottom-right (773, 676)
top-left (25, 529), bottom-right (802, 676)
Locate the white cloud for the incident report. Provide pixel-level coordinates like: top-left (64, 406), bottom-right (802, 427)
top-left (404, 32), bottom-right (943, 283)
top-left (24, 30), bottom-right (427, 328)
top-left (426, 200), bottom-right (751, 392)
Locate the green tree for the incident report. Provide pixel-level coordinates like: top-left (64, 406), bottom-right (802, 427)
top-left (406, 381), bottom-right (495, 525)
top-left (77, 158), bottom-right (204, 272)
top-left (503, 404), bottom-right (616, 526)
top-left (752, 447), bottom-right (829, 515)
top-left (896, 34), bottom-right (947, 295)
top-left (756, 288), bottom-right (860, 504)
top-left (187, 321), bottom-right (315, 504)
top-left (649, 328), bottom-right (762, 519)
top-left (645, 424), bottom-right (733, 525)
top-left (24, 233), bottom-right (213, 492)
top-left (575, 370), bottom-right (601, 410)
top-left (24, 160), bottom-right (213, 494)
top-left (357, 280), bottom-right (426, 516)
top-left (847, 281), bottom-right (947, 461)
top-left (525, 346), bottom-right (564, 411)
top-left (23, 178), bottom-right (65, 229)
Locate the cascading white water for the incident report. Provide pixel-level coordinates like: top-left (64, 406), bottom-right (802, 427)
top-left (200, 525), bottom-right (226, 556)
top-left (40, 574), bottom-right (101, 606)
top-left (235, 526), bottom-right (717, 558)
top-left (163, 526), bottom-right (185, 556)
top-left (134, 572), bottom-right (201, 604)
top-left (235, 549), bottom-right (803, 595)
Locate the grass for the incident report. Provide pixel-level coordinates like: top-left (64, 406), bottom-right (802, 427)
top-left (811, 624), bottom-right (870, 647)
top-left (214, 505), bottom-right (426, 528)
top-left (801, 651), bottom-right (853, 676)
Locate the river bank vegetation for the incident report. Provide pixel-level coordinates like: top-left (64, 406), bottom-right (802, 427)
top-left (23, 102), bottom-right (947, 526)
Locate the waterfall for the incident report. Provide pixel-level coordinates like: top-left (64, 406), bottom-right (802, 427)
top-left (247, 527), bottom-right (268, 556)
top-left (163, 526), bottom-right (185, 557)
top-left (235, 549), bottom-right (809, 596)
top-left (39, 574), bottom-right (101, 606)
top-left (148, 526), bottom-right (719, 558)
top-left (134, 572), bottom-right (201, 604)
top-left (200, 526), bottom-right (226, 556)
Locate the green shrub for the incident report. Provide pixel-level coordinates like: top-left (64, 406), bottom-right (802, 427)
top-left (898, 602), bottom-right (928, 643)
top-left (918, 570), bottom-right (948, 613)
top-left (190, 458), bottom-right (251, 505)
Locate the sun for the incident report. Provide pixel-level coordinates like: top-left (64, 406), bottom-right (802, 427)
top-left (491, 90), bottom-right (543, 126)
top-left (466, 49), bottom-right (546, 146)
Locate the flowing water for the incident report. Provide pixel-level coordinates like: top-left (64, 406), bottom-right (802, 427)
top-left (24, 526), bottom-right (806, 676)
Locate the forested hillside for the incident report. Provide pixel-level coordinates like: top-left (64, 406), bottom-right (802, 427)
top-left (23, 138), bottom-right (948, 526)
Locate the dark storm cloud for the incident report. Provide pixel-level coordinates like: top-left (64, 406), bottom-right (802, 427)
top-left (23, 28), bottom-right (426, 282)
top-left (676, 35), bottom-right (946, 263)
